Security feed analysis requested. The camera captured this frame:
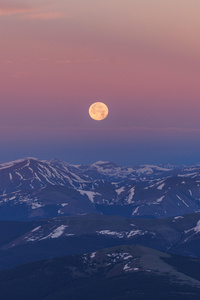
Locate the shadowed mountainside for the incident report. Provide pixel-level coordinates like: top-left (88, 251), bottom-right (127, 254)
top-left (0, 213), bottom-right (200, 269)
top-left (0, 245), bottom-right (200, 300)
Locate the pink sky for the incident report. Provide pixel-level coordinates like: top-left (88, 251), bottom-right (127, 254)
top-left (0, 0), bottom-right (200, 164)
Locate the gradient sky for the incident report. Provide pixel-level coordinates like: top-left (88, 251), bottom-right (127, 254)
top-left (1, 0), bottom-right (200, 165)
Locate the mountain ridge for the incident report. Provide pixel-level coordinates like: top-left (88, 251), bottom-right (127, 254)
top-left (0, 244), bottom-right (200, 300)
top-left (0, 212), bottom-right (200, 269)
top-left (1, 157), bottom-right (200, 220)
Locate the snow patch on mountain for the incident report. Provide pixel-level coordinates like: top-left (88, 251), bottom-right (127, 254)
top-left (78, 190), bottom-right (100, 203)
top-left (132, 206), bottom-right (139, 215)
top-left (61, 203), bottom-right (68, 207)
top-left (157, 183), bottom-right (165, 190)
top-left (194, 221), bottom-right (200, 233)
top-left (31, 226), bottom-right (41, 232)
top-left (184, 220), bottom-right (200, 236)
top-left (51, 225), bottom-right (68, 238)
top-left (174, 216), bottom-right (184, 220)
top-left (96, 230), bottom-right (125, 238)
top-left (31, 202), bottom-right (43, 210)
top-left (96, 229), bottom-right (148, 239)
top-left (127, 230), bottom-right (146, 238)
top-left (90, 252), bottom-right (96, 259)
top-left (124, 262), bottom-right (133, 272)
top-left (136, 165), bottom-right (171, 175)
top-left (41, 225), bottom-right (68, 240)
top-left (127, 187), bottom-right (135, 204)
top-left (178, 173), bottom-right (198, 178)
top-left (152, 196), bottom-right (165, 205)
top-left (92, 161), bottom-right (110, 166)
top-left (107, 252), bottom-right (133, 261)
top-left (176, 195), bottom-right (189, 207)
top-left (189, 190), bottom-right (192, 196)
top-left (116, 187), bottom-right (125, 195)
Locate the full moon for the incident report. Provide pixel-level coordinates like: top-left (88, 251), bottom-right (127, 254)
top-left (89, 102), bottom-right (109, 121)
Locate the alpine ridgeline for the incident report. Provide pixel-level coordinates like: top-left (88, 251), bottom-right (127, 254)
top-left (0, 157), bottom-right (199, 220)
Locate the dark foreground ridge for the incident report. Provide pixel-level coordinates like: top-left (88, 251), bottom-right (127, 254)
top-left (0, 244), bottom-right (200, 300)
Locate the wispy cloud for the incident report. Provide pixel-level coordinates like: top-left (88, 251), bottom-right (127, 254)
top-left (0, 2), bottom-right (64, 20)
top-left (25, 11), bottom-right (64, 20)
top-left (55, 58), bottom-right (99, 64)
top-left (55, 59), bottom-right (72, 64)
top-left (0, 4), bottom-right (34, 16)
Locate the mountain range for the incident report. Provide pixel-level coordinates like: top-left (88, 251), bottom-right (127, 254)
top-left (1, 157), bottom-right (200, 220)
top-left (1, 157), bottom-right (200, 298)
